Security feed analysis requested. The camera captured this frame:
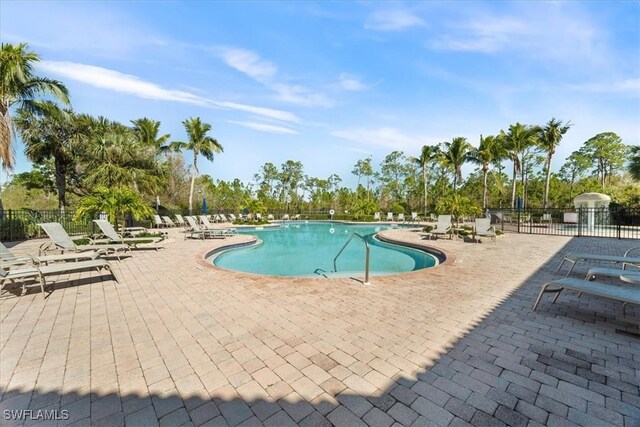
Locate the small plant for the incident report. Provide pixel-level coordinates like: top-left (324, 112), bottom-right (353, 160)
top-left (75, 186), bottom-right (154, 233)
top-left (422, 225), bottom-right (434, 233)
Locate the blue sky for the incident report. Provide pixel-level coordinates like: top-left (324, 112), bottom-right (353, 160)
top-left (2, 1), bottom-right (639, 187)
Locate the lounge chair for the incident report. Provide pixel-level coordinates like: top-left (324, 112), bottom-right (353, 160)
top-left (292, 214), bottom-right (301, 220)
top-left (585, 264), bottom-right (640, 281)
top-left (540, 213), bottom-right (553, 225)
top-left (397, 213), bottom-right (405, 222)
top-left (373, 212), bottom-right (381, 221)
top-left (410, 212), bottom-right (422, 223)
top-left (219, 214), bottom-right (229, 223)
top-left (533, 277), bottom-right (640, 315)
top-left (267, 214), bottom-right (274, 221)
top-left (199, 216), bottom-right (236, 235)
top-left (473, 218), bottom-right (497, 244)
top-left (386, 212), bottom-right (394, 221)
top-left (184, 216), bottom-right (226, 240)
top-left (1, 258), bottom-right (117, 298)
top-left (162, 216), bottom-right (176, 227)
top-left (92, 220), bottom-right (163, 251)
top-left (174, 215), bottom-right (186, 227)
top-left (229, 214), bottom-right (238, 222)
top-left (256, 213), bottom-right (263, 221)
top-left (557, 247), bottom-right (640, 276)
top-left (38, 223), bottom-right (130, 260)
top-left (1, 241), bottom-right (101, 267)
top-left (282, 214), bottom-right (290, 221)
top-left (428, 215), bottom-right (452, 240)
top-left (154, 215), bottom-right (165, 228)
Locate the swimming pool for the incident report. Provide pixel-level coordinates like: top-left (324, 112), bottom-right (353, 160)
top-left (212, 222), bottom-right (438, 277)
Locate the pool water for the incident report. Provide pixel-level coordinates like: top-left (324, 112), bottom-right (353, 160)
top-left (212, 222), bottom-right (437, 277)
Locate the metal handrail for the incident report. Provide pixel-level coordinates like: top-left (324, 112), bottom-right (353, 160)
top-left (333, 232), bottom-right (370, 285)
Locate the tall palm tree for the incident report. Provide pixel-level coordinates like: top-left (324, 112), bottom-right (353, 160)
top-left (412, 145), bottom-right (440, 213)
top-left (500, 123), bottom-right (540, 209)
top-left (539, 118), bottom-right (572, 209)
top-left (131, 118), bottom-right (171, 152)
top-left (0, 43), bottom-right (69, 170)
top-left (628, 145), bottom-right (640, 181)
top-left (14, 102), bottom-right (76, 209)
top-left (468, 135), bottom-right (506, 209)
top-left (441, 137), bottom-right (472, 192)
top-left (166, 117), bottom-right (222, 214)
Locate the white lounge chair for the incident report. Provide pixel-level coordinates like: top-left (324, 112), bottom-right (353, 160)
top-left (162, 216), bottom-right (176, 227)
top-left (533, 277), bottom-right (640, 314)
top-left (174, 214), bottom-right (186, 227)
top-left (1, 258), bottom-right (117, 298)
top-left (373, 212), bottom-right (381, 221)
top-left (473, 218), bottom-right (497, 244)
top-left (386, 212), bottom-right (394, 221)
top-left (154, 215), bottom-right (165, 228)
top-left (282, 214), bottom-right (290, 221)
top-left (184, 216), bottom-right (226, 240)
top-left (410, 212), bottom-right (422, 223)
top-left (199, 215), bottom-right (236, 235)
top-left (1, 241), bottom-right (101, 267)
top-left (267, 214), bottom-right (274, 221)
top-left (397, 213), bottom-right (405, 222)
top-left (39, 222), bottom-right (130, 260)
top-left (256, 213), bottom-right (263, 221)
top-left (229, 214), bottom-right (238, 222)
top-left (92, 220), bottom-right (163, 251)
top-left (429, 215), bottom-right (452, 240)
top-left (557, 247), bottom-right (640, 276)
top-left (219, 214), bottom-right (229, 223)
top-left (292, 214), bottom-right (301, 220)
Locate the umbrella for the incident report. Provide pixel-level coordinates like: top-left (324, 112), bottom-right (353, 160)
top-left (202, 198), bottom-right (207, 214)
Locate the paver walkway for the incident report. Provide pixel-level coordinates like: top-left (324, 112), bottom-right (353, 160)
top-left (1, 227), bottom-right (638, 426)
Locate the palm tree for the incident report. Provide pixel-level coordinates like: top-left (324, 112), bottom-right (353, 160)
top-left (468, 135), bottom-right (506, 209)
top-left (500, 123), bottom-right (540, 209)
top-left (539, 118), bottom-right (572, 209)
top-left (629, 145), bottom-right (640, 181)
top-left (0, 43), bottom-right (69, 170)
top-left (441, 137), bottom-right (472, 192)
top-left (166, 117), bottom-right (222, 214)
top-left (131, 118), bottom-right (170, 152)
top-left (412, 145), bottom-right (440, 214)
top-left (14, 102), bottom-right (76, 209)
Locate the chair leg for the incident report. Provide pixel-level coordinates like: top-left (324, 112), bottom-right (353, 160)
top-left (533, 284), bottom-right (549, 311)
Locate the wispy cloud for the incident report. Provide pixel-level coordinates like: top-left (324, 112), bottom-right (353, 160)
top-left (567, 78), bottom-right (640, 95)
top-left (216, 47), bottom-right (333, 107)
top-left (227, 120), bottom-right (299, 135)
top-left (38, 61), bottom-right (299, 123)
top-left (365, 9), bottom-right (426, 31)
top-left (331, 127), bottom-right (441, 151)
top-left (217, 47), bottom-right (277, 82)
top-left (338, 73), bottom-right (379, 91)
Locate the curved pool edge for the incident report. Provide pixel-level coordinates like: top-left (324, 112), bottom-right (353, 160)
top-left (196, 229), bottom-right (454, 282)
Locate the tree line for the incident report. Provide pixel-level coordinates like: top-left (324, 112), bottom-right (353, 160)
top-left (2, 42), bottom-right (639, 222)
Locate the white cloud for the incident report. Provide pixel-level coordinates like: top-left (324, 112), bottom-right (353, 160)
top-left (567, 78), bottom-right (640, 95)
top-left (217, 47), bottom-right (277, 82)
top-left (37, 61), bottom-right (299, 123)
top-left (365, 9), bottom-right (426, 31)
top-left (338, 73), bottom-right (373, 91)
top-left (227, 120), bottom-right (299, 135)
top-left (331, 127), bottom-right (441, 151)
top-left (216, 46), bottom-right (333, 108)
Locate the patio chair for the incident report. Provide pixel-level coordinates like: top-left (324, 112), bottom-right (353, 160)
top-left (184, 216), bottom-right (226, 240)
top-left (162, 216), bottom-right (176, 227)
top-left (1, 241), bottom-right (101, 267)
top-left (219, 214), bottom-right (229, 223)
top-left (282, 214), bottom-right (290, 221)
top-left (199, 215), bottom-right (236, 235)
top-left (92, 220), bottom-right (163, 251)
top-left (1, 258), bottom-right (117, 298)
top-left (585, 264), bottom-right (640, 281)
top-left (256, 213), bottom-right (263, 221)
top-left (292, 214), bottom-right (301, 220)
top-left (533, 277), bottom-right (640, 315)
top-left (39, 222), bottom-right (130, 260)
top-left (540, 213), bottom-right (552, 225)
top-left (154, 215), bottom-right (165, 228)
top-left (473, 218), bottom-right (497, 244)
top-left (229, 214), bottom-right (238, 222)
top-left (428, 215), bottom-right (452, 240)
top-left (557, 246), bottom-right (640, 276)
top-left (267, 214), bottom-right (274, 221)
top-left (386, 212), bottom-right (394, 221)
top-left (397, 213), bottom-right (405, 222)
top-left (411, 212), bottom-right (422, 223)
top-left (174, 214), bottom-right (186, 227)
top-left (373, 212), bottom-right (381, 221)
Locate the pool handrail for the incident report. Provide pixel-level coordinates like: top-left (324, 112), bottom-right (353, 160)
top-left (333, 232), bottom-right (370, 285)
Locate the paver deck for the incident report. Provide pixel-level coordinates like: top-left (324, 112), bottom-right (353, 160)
top-left (1, 227), bottom-right (639, 426)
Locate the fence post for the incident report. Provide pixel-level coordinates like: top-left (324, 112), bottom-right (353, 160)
top-left (517, 209), bottom-right (521, 234)
top-left (577, 207), bottom-right (582, 237)
top-left (617, 208), bottom-right (622, 240)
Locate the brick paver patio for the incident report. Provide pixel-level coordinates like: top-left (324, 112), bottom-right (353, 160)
top-left (1, 227), bottom-right (639, 426)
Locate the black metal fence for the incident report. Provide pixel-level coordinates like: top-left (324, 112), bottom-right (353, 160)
top-left (0, 209), bottom-right (94, 241)
top-left (487, 207), bottom-right (640, 240)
